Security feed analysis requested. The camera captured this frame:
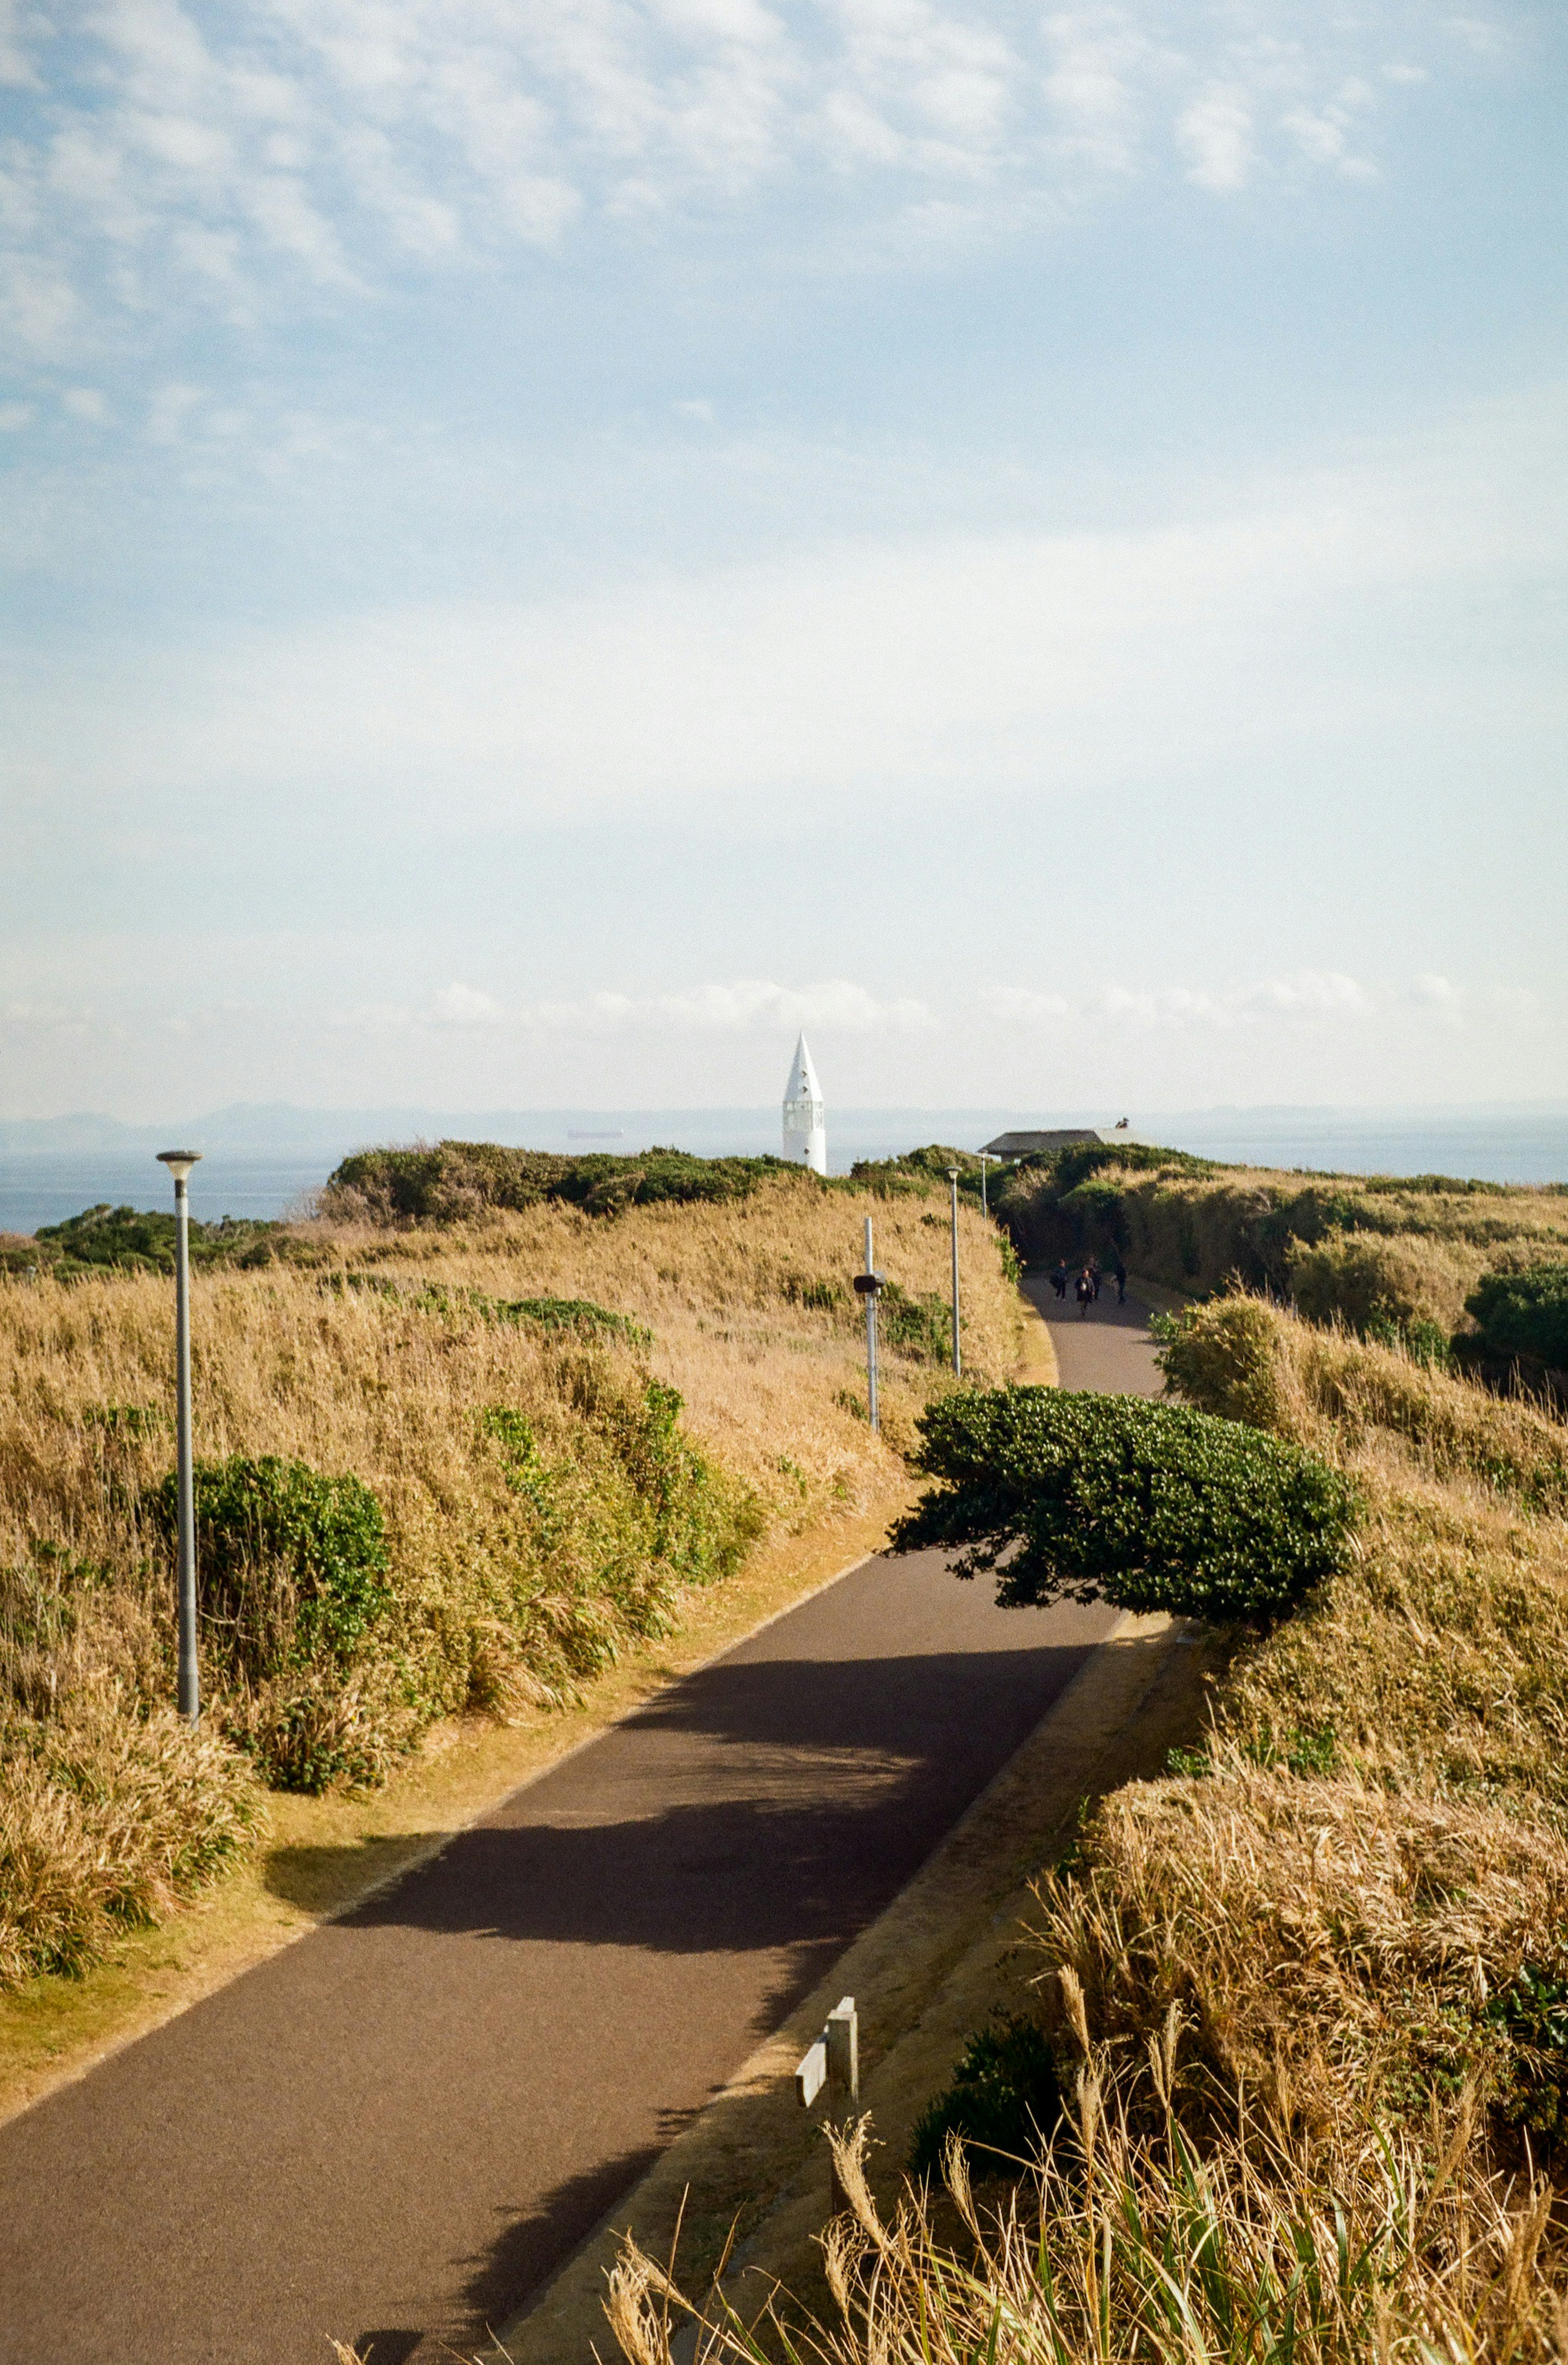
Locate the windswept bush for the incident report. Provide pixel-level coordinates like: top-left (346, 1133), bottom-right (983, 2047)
top-left (989, 1147), bottom-right (1568, 1332)
top-left (1287, 1228), bottom-right (1479, 1341)
top-left (891, 1387), bottom-right (1359, 1624)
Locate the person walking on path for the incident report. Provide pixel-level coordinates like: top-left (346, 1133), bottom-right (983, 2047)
top-left (1088, 1256), bottom-right (1102, 1301)
top-left (1113, 1255), bottom-right (1127, 1305)
top-left (1075, 1268), bottom-right (1094, 1318)
top-left (1051, 1259), bottom-right (1069, 1300)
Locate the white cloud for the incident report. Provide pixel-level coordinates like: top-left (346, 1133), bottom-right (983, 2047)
top-left (1247, 970), bottom-right (1368, 1015)
top-left (982, 986), bottom-right (1073, 1024)
top-left (146, 380), bottom-right (205, 441)
top-left (1444, 17), bottom-right (1506, 59)
top-left (0, 399), bottom-right (32, 430)
top-left (62, 385), bottom-right (111, 421)
top-left (0, 0), bottom-right (1481, 354)
top-left (430, 981), bottom-right (507, 1027)
top-left (342, 976), bottom-right (935, 1040)
top-left (1176, 85), bottom-right (1253, 192)
top-left (980, 971), bottom-right (1485, 1033)
top-left (532, 978), bottom-right (934, 1035)
top-left (23, 376), bottom-right (1559, 828)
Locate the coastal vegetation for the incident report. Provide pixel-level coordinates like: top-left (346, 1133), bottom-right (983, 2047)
top-left (989, 1140), bottom-right (1568, 1393)
top-left (621, 1292), bottom-right (1568, 2363)
top-left (0, 1161), bottom-right (1018, 1991)
top-left (891, 1387), bottom-right (1358, 1621)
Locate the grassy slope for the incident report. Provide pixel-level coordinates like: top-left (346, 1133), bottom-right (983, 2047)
top-left (0, 1174), bottom-right (1020, 1998)
top-left (615, 1299), bottom-right (1568, 2365)
top-left (993, 1144), bottom-right (1568, 1338)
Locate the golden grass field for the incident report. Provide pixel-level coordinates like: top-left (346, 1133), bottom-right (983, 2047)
top-left (0, 1178), bottom-right (1021, 1994)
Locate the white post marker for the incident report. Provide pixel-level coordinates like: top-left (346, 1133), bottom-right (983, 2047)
top-left (947, 1169), bottom-right (962, 1378)
top-left (797, 1997), bottom-right (859, 2108)
top-left (795, 2037), bottom-right (828, 2109)
top-left (826, 1995), bottom-right (860, 2103)
top-left (156, 1149), bottom-right (203, 1724)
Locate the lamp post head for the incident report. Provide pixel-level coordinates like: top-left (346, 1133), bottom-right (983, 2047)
top-left (156, 1150), bottom-right (202, 1186)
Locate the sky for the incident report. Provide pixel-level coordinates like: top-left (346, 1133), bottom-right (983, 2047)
top-left (1, 0), bottom-right (1564, 1121)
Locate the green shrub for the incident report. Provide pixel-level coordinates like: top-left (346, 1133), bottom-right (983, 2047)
top-left (1364, 1310), bottom-right (1452, 1368)
top-left (322, 1141), bottom-right (790, 1225)
top-left (891, 1386), bottom-right (1359, 1624)
top-left (26, 1203), bottom-right (285, 1279)
top-left (909, 2015), bottom-right (1063, 2178)
top-left (1466, 1266), bottom-right (1568, 1372)
top-left (1481, 1955), bottom-right (1568, 2142)
top-left (878, 1281), bottom-right (952, 1364)
top-left (152, 1454), bottom-right (390, 1686)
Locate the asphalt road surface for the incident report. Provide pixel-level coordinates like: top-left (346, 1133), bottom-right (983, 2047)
top-left (1031, 1272), bottom-right (1165, 1397)
top-left (0, 1292), bottom-right (1158, 2365)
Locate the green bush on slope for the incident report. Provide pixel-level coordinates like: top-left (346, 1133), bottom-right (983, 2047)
top-left (909, 2015), bottom-right (1063, 2178)
top-left (891, 1385), bottom-right (1359, 1623)
top-left (321, 1141), bottom-right (791, 1223)
top-left (151, 1454), bottom-right (391, 1687)
top-left (1466, 1265), bottom-right (1568, 1373)
top-left (14, 1203), bottom-right (286, 1279)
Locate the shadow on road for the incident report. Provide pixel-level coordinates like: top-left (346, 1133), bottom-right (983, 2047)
top-left (265, 1644), bottom-right (1095, 1970)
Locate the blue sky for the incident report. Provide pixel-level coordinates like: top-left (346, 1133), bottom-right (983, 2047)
top-left (1, 0), bottom-right (1564, 1120)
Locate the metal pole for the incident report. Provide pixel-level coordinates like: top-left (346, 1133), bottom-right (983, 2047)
top-left (980, 1153), bottom-right (992, 1218)
top-left (864, 1215), bottom-right (879, 1434)
top-left (947, 1169), bottom-right (962, 1377)
top-left (159, 1151), bottom-right (201, 1722)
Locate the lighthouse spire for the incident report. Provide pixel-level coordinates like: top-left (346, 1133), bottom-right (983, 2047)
top-left (782, 1033), bottom-right (827, 1175)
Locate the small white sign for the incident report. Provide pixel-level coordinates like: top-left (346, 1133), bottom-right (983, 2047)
top-left (795, 2038), bottom-right (827, 2109)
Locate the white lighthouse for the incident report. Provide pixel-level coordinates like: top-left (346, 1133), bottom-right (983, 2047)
top-left (782, 1033), bottom-right (827, 1175)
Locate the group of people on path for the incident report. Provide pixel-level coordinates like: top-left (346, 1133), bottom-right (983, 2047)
top-left (1049, 1252), bottom-right (1127, 1316)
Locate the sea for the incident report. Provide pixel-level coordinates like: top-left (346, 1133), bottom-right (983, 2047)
top-left (2, 1105), bottom-right (1565, 1238)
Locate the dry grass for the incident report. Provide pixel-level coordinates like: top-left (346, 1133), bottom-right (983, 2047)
top-left (637, 1293), bottom-right (1568, 2365)
top-left (603, 2078), bottom-right (1567, 2365)
top-left (1001, 1156), bottom-right (1568, 1331)
top-left (1037, 1765), bottom-right (1568, 2149)
top-left (1004, 1295), bottom-right (1568, 2318)
top-left (0, 1180), bottom-right (1019, 1988)
top-left (1160, 1298), bottom-right (1568, 1801)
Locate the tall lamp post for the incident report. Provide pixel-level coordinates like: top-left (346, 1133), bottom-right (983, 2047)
top-left (157, 1150), bottom-right (202, 1723)
top-left (947, 1168), bottom-right (962, 1378)
top-left (978, 1153), bottom-right (994, 1219)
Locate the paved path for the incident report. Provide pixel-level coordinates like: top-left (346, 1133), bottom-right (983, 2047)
top-left (1029, 1272), bottom-right (1165, 1397)
top-left (0, 1568), bottom-right (1116, 2362)
top-left (0, 1293), bottom-right (1161, 2365)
